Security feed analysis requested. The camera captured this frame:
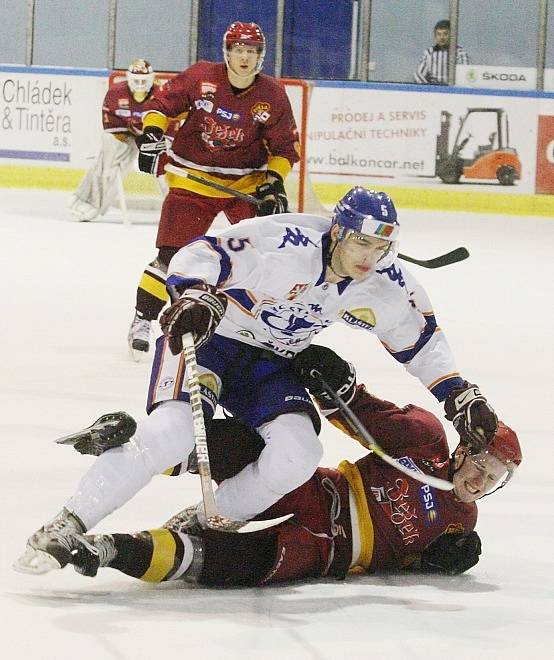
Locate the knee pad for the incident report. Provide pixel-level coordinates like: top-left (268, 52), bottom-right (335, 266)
top-left (133, 401), bottom-right (196, 474)
top-left (256, 413), bottom-right (323, 494)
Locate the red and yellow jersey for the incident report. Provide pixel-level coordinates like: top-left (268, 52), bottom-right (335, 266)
top-left (329, 387), bottom-right (478, 572)
top-left (141, 61), bottom-right (300, 195)
top-left (102, 81), bottom-right (153, 138)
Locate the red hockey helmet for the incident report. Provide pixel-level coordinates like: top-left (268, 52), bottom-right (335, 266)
top-left (126, 59), bottom-right (155, 97)
top-left (487, 421), bottom-right (522, 469)
top-left (223, 22), bottom-right (266, 74)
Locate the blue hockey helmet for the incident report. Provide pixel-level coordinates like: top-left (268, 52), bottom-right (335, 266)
top-left (332, 187), bottom-right (399, 243)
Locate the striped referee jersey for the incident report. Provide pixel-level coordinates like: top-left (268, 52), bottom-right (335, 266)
top-left (414, 45), bottom-right (469, 84)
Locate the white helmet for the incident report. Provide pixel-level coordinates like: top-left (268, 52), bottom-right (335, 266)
top-left (126, 59), bottom-right (155, 100)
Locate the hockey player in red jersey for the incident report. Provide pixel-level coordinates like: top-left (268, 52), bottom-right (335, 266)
top-left (70, 59), bottom-right (158, 222)
top-left (128, 22), bottom-right (300, 358)
top-left (18, 346), bottom-right (521, 585)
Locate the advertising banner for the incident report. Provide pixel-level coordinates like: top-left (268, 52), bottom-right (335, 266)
top-left (307, 85), bottom-right (538, 193)
top-left (456, 65), bottom-right (536, 91)
top-left (535, 114), bottom-right (554, 194)
top-left (0, 67), bottom-right (107, 168)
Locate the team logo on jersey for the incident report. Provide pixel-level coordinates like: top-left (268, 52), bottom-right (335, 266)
top-left (340, 308), bottom-right (376, 330)
top-left (198, 373), bottom-right (220, 406)
top-left (216, 106), bottom-right (241, 122)
top-left (251, 101), bottom-right (271, 123)
top-left (286, 283), bottom-right (310, 300)
top-left (258, 301), bottom-right (329, 344)
top-left (444, 522), bottom-right (465, 534)
top-left (201, 117), bottom-right (245, 150)
top-left (195, 98), bottom-right (214, 112)
top-left (201, 82), bottom-right (217, 100)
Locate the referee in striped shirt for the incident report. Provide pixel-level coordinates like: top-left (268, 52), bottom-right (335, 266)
top-left (414, 20), bottom-right (469, 85)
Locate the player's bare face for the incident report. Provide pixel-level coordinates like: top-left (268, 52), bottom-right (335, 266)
top-left (226, 45), bottom-right (260, 85)
top-left (331, 232), bottom-right (390, 281)
top-left (452, 451), bottom-right (507, 502)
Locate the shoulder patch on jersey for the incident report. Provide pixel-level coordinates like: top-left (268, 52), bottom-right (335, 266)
top-left (340, 307), bottom-right (376, 330)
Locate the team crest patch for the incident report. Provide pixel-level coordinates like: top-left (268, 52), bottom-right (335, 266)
top-left (287, 283), bottom-right (310, 300)
top-left (340, 308), bottom-right (376, 330)
top-left (118, 98), bottom-right (129, 107)
top-left (251, 101), bottom-right (271, 123)
top-left (201, 82), bottom-right (217, 99)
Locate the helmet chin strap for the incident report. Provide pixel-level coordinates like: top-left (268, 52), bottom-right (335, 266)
top-left (327, 242), bottom-right (350, 280)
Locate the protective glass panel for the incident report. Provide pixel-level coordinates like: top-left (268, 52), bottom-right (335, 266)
top-left (115, 0), bottom-right (193, 73)
top-left (0, 0), bottom-right (27, 64)
top-left (32, 0), bottom-right (110, 67)
top-left (198, 0), bottom-right (277, 76)
top-left (544, 1), bottom-right (554, 90)
top-left (368, 0), bottom-right (450, 83)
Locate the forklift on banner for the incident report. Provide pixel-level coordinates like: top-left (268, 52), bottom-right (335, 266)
top-left (435, 108), bottom-right (521, 185)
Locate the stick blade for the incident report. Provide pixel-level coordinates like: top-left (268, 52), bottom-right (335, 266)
top-left (204, 513), bottom-right (293, 534)
top-left (237, 513), bottom-right (293, 533)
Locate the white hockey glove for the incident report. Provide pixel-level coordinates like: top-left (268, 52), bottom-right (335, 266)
top-left (160, 285), bottom-right (227, 355)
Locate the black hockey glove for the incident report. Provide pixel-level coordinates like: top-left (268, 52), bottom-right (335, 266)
top-left (160, 285), bottom-right (227, 355)
top-left (418, 531), bottom-right (482, 575)
top-left (292, 344), bottom-right (357, 407)
top-left (136, 126), bottom-right (165, 174)
top-left (444, 382), bottom-right (498, 453)
top-left (255, 176), bottom-right (289, 216)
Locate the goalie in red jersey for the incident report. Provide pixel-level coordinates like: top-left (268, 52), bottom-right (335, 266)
top-left (16, 346), bottom-right (521, 586)
top-left (70, 59), bottom-right (159, 222)
top-left (127, 22), bottom-right (300, 359)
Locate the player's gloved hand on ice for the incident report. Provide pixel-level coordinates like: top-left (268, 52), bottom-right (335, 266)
top-left (136, 126), bottom-right (166, 174)
top-left (444, 382), bottom-right (498, 453)
top-left (255, 174), bottom-right (288, 216)
top-left (417, 531), bottom-right (482, 575)
top-left (160, 285), bottom-right (227, 355)
top-left (293, 344), bottom-right (357, 407)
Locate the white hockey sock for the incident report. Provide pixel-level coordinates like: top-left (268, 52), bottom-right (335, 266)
top-left (214, 412), bottom-right (322, 521)
top-left (65, 401), bottom-right (195, 530)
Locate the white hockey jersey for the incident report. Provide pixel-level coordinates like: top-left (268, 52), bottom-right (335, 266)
top-left (167, 213), bottom-right (462, 400)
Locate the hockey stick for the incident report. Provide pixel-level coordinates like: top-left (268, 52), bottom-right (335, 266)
top-left (312, 371), bottom-right (454, 491)
top-left (181, 332), bottom-right (293, 533)
top-left (166, 164), bottom-right (467, 269)
top-left (165, 164), bottom-right (262, 206)
top-left (397, 247), bottom-right (469, 269)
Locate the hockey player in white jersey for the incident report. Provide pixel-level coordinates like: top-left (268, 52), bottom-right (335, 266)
top-left (16, 187), bottom-right (498, 575)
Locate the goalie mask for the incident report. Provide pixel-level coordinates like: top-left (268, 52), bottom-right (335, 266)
top-left (452, 421), bottom-right (522, 501)
top-left (126, 59), bottom-right (155, 102)
top-left (223, 22), bottom-right (266, 76)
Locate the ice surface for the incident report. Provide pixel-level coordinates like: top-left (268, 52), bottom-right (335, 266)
top-left (1, 189), bottom-right (552, 660)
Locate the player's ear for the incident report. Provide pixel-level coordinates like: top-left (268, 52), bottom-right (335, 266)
top-left (330, 224), bottom-right (340, 242)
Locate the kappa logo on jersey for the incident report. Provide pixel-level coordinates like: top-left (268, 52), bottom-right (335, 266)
top-left (216, 106), bottom-right (241, 122)
top-left (341, 307), bottom-right (376, 330)
top-left (376, 263), bottom-right (405, 287)
top-left (159, 376), bottom-right (175, 390)
top-left (278, 227), bottom-right (319, 249)
top-left (201, 82), bottom-right (217, 100)
top-left (286, 283), bottom-right (310, 300)
top-left (251, 101), bottom-right (271, 123)
top-left (195, 98), bottom-right (214, 112)
top-left (258, 302), bottom-right (330, 344)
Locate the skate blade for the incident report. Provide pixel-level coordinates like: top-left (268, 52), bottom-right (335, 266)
top-left (13, 547), bottom-right (63, 575)
top-left (128, 346), bottom-right (150, 363)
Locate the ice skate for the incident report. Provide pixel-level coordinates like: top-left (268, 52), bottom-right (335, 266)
top-left (13, 508), bottom-right (88, 575)
top-left (69, 196), bottom-right (99, 222)
top-left (128, 312), bottom-right (152, 361)
top-left (72, 534), bottom-right (118, 577)
top-left (55, 411), bottom-right (137, 456)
